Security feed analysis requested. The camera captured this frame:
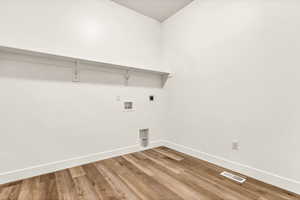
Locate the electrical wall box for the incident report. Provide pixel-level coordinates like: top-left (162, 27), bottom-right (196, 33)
top-left (149, 95), bottom-right (154, 101)
top-left (124, 101), bottom-right (134, 112)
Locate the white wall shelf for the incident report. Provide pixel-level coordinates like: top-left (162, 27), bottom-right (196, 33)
top-left (0, 45), bottom-right (171, 87)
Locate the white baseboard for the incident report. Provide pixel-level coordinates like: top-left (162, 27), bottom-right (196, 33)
top-left (0, 140), bottom-right (164, 184)
top-left (1, 140), bottom-right (299, 195)
top-left (163, 140), bottom-right (300, 195)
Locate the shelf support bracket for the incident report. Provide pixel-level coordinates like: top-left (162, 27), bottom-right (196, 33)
top-left (124, 70), bottom-right (130, 86)
top-left (73, 60), bottom-right (80, 82)
top-left (161, 74), bottom-right (170, 88)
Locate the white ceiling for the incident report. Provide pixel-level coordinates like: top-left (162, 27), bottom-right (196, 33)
top-left (111, 0), bottom-right (194, 22)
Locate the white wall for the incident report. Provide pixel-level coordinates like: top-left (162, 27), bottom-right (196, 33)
top-left (162, 0), bottom-right (300, 193)
top-left (1, 0), bottom-right (300, 194)
top-left (0, 0), bottom-right (161, 70)
top-left (0, 0), bottom-right (166, 182)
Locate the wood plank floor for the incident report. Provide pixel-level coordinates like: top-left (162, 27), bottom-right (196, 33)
top-left (1, 147), bottom-right (299, 200)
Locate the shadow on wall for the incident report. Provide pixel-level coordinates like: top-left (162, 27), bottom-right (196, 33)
top-left (0, 51), bottom-right (164, 88)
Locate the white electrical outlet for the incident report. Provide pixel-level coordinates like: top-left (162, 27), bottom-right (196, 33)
top-left (232, 141), bottom-right (239, 150)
